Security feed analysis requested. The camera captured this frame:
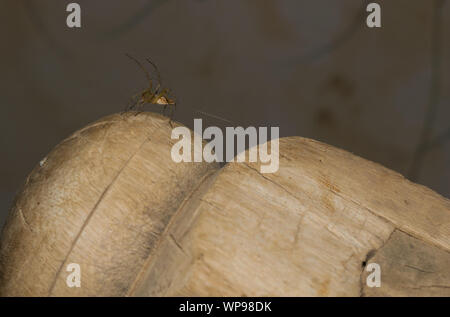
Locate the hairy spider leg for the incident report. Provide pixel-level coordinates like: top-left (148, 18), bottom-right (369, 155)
top-left (145, 58), bottom-right (162, 91)
top-left (124, 91), bottom-right (143, 112)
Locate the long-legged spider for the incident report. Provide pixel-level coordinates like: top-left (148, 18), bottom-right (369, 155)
top-left (125, 53), bottom-right (176, 124)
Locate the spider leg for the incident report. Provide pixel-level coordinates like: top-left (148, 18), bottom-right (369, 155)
top-left (123, 87), bottom-right (144, 113)
top-left (165, 103), bottom-right (176, 128)
top-left (126, 53), bottom-right (152, 83)
top-left (148, 79), bottom-right (153, 92)
top-left (134, 100), bottom-right (145, 116)
top-left (145, 58), bottom-right (162, 87)
top-left (170, 102), bottom-right (176, 121)
top-left (125, 93), bottom-right (140, 112)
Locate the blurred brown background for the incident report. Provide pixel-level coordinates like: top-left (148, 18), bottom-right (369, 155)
top-left (0, 0), bottom-right (449, 229)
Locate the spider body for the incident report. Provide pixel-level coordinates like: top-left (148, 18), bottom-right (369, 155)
top-left (125, 54), bottom-right (176, 123)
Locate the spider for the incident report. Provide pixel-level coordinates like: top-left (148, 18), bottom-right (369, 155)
top-left (125, 53), bottom-right (176, 124)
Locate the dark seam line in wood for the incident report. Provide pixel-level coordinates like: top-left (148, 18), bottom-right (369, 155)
top-left (47, 136), bottom-right (151, 296)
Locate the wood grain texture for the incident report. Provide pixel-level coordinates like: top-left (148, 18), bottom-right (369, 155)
top-left (0, 114), bottom-right (449, 296)
top-left (361, 230), bottom-right (450, 296)
top-left (131, 137), bottom-right (450, 296)
top-left (0, 112), bottom-right (218, 296)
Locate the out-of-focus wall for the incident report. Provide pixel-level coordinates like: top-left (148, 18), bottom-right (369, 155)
top-left (0, 0), bottom-right (449, 229)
